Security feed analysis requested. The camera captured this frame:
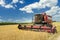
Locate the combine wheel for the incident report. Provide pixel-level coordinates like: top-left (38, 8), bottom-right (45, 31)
top-left (24, 25), bottom-right (26, 29)
top-left (52, 26), bottom-right (57, 34)
top-left (31, 25), bottom-right (33, 31)
top-left (39, 26), bottom-right (42, 31)
top-left (31, 25), bottom-right (33, 29)
top-left (18, 24), bottom-right (22, 29)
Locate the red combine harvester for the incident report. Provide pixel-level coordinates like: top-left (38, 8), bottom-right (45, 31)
top-left (18, 13), bottom-right (57, 33)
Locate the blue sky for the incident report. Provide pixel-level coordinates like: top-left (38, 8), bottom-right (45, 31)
top-left (0, 0), bottom-right (60, 23)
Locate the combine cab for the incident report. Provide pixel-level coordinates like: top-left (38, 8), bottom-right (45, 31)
top-left (18, 13), bottom-right (57, 33)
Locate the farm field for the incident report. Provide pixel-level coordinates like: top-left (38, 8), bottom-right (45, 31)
top-left (0, 22), bottom-right (60, 40)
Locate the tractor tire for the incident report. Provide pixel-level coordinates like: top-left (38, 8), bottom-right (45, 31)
top-left (52, 29), bottom-right (57, 34)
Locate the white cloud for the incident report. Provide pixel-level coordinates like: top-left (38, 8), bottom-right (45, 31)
top-left (19, 1), bottom-right (24, 4)
top-left (19, 0), bottom-right (58, 13)
top-left (20, 7), bottom-right (34, 13)
top-left (0, 0), bottom-right (19, 8)
top-left (46, 6), bottom-right (60, 15)
top-left (0, 0), bottom-right (14, 8)
top-left (19, 2), bottom-right (39, 13)
top-left (39, 0), bottom-right (58, 7)
top-left (0, 0), bottom-right (5, 4)
top-left (0, 0), bottom-right (6, 6)
top-left (4, 4), bottom-right (14, 8)
top-left (0, 0), bottom-right (24, 9)
top-left (12, 0), bottom-right (19, 3)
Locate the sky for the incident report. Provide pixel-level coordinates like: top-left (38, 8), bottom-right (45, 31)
top-left (0, 0), bottom-right (60, 23)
